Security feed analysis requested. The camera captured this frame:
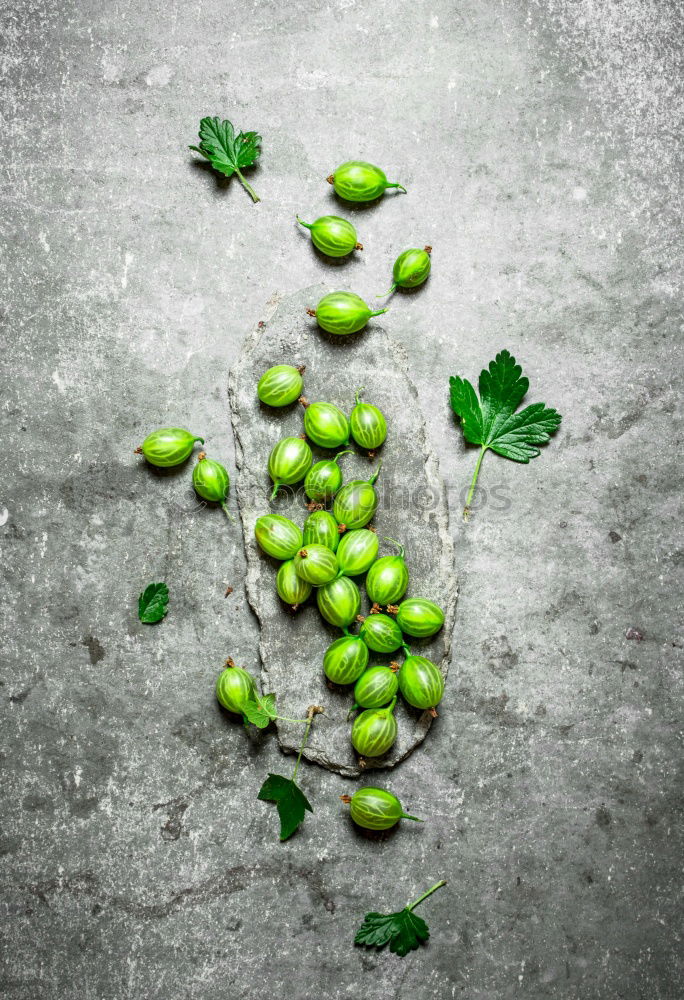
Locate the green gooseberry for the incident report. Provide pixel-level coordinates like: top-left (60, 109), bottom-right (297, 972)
top-left (276, 559), bottom-right (312, 610)
top-left (360, 613), bottom-right (403, 653)
top-left (192, 452), bottom-right (233, 520)
top-left (304, 450), bottom-right (353, 502)
top-left (254, 514), bottom-right (303, 560)
top-left (398, 651), bottom-right (445, 711)
top-left (379, 246), bottom-right (432, 297)
top-left (349, 389), bottom-right (387, 451)
top-left (257, 364), bottom-right (304, 407)
top-left (341, 787), bottom-right (421, 830)
top-left (317, 576), bottom-right (361, 627)
top-left (365, 537), bottom-right (409, 605)
top-left (303, 510), bottom-right (341, 552)
top-left (351, 698), bottom-right (398, 758)
top-left (395, 598), bottom-right (445, 638)
top-left (302, 400), bottom-right (351, 448)
top-left (323, 634), bottom-right (369, 685)
top-left (268, 436), bottom-right (313, 500)
top-left (336, 528), bottom-right (379, 576)
top-left (327, 161), bottom-right (407, 202)
top-left (136, 427), bottom-right (204, 467)
top-left (293, 544), bottom-right (338, 585)
top-left (306, 292), bottom-right (387, 336)
top-left (349, 665), bottom-right (399, 715)
top-left (296, 215), bottom-right (362, 258)
top-left (333, 463), bottom-right (381, 529)
top-left (215, 660), bottom-right (256, 715)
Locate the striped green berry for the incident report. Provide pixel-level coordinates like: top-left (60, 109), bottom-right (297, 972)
top-left (268, 436), bottom-right (312, 500)
top-left (293, 544), bottom-right (338, 585)
top-left (255, 514), bottom-right (303, 560)
top-left (296, 215), bottom-right (362, 258)
top-left (317, 576), bottom-right (361, 627)
top-left (360, 613), bottom-right (403, 653)
top-left (398, 654), bottom-right (445, 711)
top-left (302, 401), bottom-right (351, 449)
top-left (304, 450), bottom-right (352, 502)
top-left (336, 528), bottom-right (379, 576)
top-left (257, 365), bottom-right (303, 407)
top-left (395, 598), bottom-right (445, 638)
top-left (307, 292), bottom-right (387, 336)
top-left (216, 661), bottom-right (256, 715)
top-left (351, 665), bottom-right (399, 712)
top-left (323, 634), bottom-right (369, 685)
top-left (342, 787), bottom-right (421, 830)
top-left (333, 464), bottom-right (381, 529)
top-left (136, 427), bottom-right (204, 468)
top-left (276, 559), bottom-right (312, 609)
top-left (365, 537), bottom-right (409, 605)
top-left (351, 698), bottom-right (398, 757)
top-left (327, 161), bottom-right (406, 202)
top-left (303, 510), bottom-right (341, 552)
top-left (350, 389), bottom-right (387, 451)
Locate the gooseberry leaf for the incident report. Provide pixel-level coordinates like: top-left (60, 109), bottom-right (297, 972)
top-left (355, 908), bottom-right (429, 957)
top-left (354, 881), bottom-right (446, 958)
top-left (257, 773), bottom-right (312, 841)
top-left (189, 117), bottom-right (261, 202)
top-left (138, 582), bottom-right (169, 624)
top-left (449, 350), bottom-right (562, 517)
top-left (242, 692), bottom-right (277, 729)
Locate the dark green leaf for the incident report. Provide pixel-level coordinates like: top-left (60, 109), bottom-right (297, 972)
top-left (257, 773), bottom-right (312, 841)
top-left (189, 117), bottom-right (261, 201)
top-left (138, 582), bottom-right (169, 623)
top-left (449, 349), bottom-right (561, 464)
top-left (355, 907), bottom-right (430, 957)
top-left (242, 692), bottom-right (277, 729)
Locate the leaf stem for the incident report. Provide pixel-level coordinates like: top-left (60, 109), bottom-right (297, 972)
top-left (407, 880), bottom-right (447, 912)
top-left (463, 446), bottom-right (487, 520)
top-left (292, 705), bottom-right (321, 782)
top-left (236, 168), bottom-right (260, 203)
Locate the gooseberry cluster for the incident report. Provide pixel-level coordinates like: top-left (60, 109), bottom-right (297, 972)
top-left (253, 364), bottom-right (446, 765)
top-left (295, 159), bottom-right (433, 335)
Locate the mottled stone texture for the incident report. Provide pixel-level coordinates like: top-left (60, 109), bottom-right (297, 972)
top-left (1, 0), bottom-right (682, 998)
top-left (229, 285), bottom-right (456, 774)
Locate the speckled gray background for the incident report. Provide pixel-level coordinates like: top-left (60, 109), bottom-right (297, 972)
top-left (1, 1), bottom-right (682, 998)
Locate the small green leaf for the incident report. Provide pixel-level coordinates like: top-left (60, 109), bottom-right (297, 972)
top-left (242, 692), bottom-right (277, 729)
top-left (138, 582), bottom-right (169, 623)
top-left (257, 773), bottom-right (312, 841)
top-left (190, 117), bottom-right (261, 202)
top-left (355, 908), bottom-right (430, 957)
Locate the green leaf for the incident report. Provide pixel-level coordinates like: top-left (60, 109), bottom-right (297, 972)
top-left (449, 350), bottom-right (562, 517)
top-left (242, 692), bottom-right (277, 729)
top-left (189, 117), bottom-right (261, 202)
top-left (257, 773), bottom-right (312, 841)
top-left (355, 908), bottom-right (430, 957)
top-left (138, 582), bottom-right (169, 624)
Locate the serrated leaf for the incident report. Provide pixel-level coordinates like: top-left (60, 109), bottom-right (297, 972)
top-left (242, 692), bottom-right (277, 729)
top-left (257, 773), bottom-right (312, 841)
top-left (189, 117), bottom-right (261, 202)
top-left (355, 907), bottom-right (430, 957)
top-left (138, 582), bottom-right (169, 624)
top-left (450, 349), bottom-right (562, 460)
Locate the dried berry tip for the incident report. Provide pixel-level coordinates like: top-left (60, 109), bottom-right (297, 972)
top-left (389, 660), bottom-right (400, 672)
top-left (298, 549), bottom-right (308, 558)
top-left (370, 603), bottom-right (382, 615)
top-left (326, 174), bottom-right (334, 185)
top-left (337, 523), bottom-right (347, 534)
top-left (298, 396), bottom-right (309, 408)
top-left (134, 446), bottom-right (142, 454)
top-left (306, 308), bottom-right (316, 317)
top-left (356, 615), bottom-right (366, 623)
top-left (355, 242), bottom-right (364, 251)
top-left (224, 586), bottom-right (234, 597)
top-left (340, 794), bottom-right (352, 804)
top-left (428, 707), bottom-right (438, 718)
top-left (386, 604), bottom-right (399, 615)
top-left (297, 365), bottom-right (306, 374)
top-left (197, 451), bottom-right (206, 461)
top-left (424, 245), bottom-right (432, 254)
top-left (224, 657), bottom-right (236, 669)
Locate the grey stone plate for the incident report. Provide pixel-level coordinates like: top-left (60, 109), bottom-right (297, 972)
top-left (229, 285), bottom-right (457, 776)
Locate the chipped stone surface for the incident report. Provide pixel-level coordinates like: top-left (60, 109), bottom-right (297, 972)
top-left (229, 285), bottom-right (457, 775)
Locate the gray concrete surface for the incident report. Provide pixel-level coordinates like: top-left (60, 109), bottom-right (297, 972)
top-left (1, 0), bottom-right (682, 997)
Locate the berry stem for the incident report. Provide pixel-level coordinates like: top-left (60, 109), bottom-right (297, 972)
top-left (296, 215), bottom-right (312, 229)
top-left (368, 460), bottom-right (382, 486)
top-left (334, 449), bottom-right (354, 464)
top-left (376, 284), bottom-right (397, 299)
top-left (270, 481), bottom-right (281, 501)
top-left (369, 308), bottom-right (388, 318)
top-left (354, 388), bottom-right (365, 406)
top-left (401, 813), bottom-right (424, 823)
top-left (383, 536), bottom-right (404, 559)
top-left (221, 503), bottom-right (236, 523)
top-left (407, 880), bottom-right (447, 912)
top-left (463, 445), bottom-right (488, 520)
top-left (385, 182), bottom-right (407, 193)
